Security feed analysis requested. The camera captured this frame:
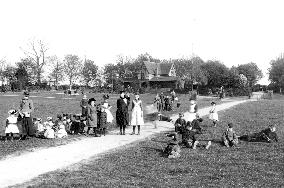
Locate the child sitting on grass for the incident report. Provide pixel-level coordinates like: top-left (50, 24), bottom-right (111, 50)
top-left (209, 102), bottom-right (218, 127)
top-left (63, 114), bottom-right (72, 133)
top-left (222, 123), bottom-right (238, 147)
top-left (56, 122), bottom-right (68, 138)
top-left (164, 139), bottom-right (181, 158)
top-left (34, 118), bottom-right (45, 138)
top-left (239, 124), bottom-right (278, 143)
top-left (174, 113), bottom-right (186, 133)
top-left (5, 109), bottom-right (20, 141)
top-left (43, 117), bottom-right (55, 139)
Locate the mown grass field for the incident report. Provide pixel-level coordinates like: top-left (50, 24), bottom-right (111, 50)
top-left (17, 95), bottom-right (284, 188)
top-left (0, 91), bottom-right (226, 160)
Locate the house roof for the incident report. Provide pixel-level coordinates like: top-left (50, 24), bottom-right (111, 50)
top-left (150, 76), bottom-right (178, 82)
top-left (143, 61), bottom-right (173, 75)
top-left (159, 63), bottom-right (172, 75)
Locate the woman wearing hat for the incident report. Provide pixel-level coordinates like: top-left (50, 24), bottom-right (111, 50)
top-left (116, 90), bottom-right (129, 135)
top-left (19, 91), bottom-right (34, 138)
top-left (87, 98), bottom-right (99, 137)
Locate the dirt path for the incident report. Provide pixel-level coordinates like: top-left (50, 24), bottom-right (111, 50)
top-left (0, 99), bottom-right (249, 188)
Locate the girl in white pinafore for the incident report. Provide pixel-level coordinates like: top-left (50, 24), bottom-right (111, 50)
top-left (209, 101), bottom-right (219, 127)
top-left (131, 94), bottom-right (144, 135)
top-left (187, 100), bottom-right (198, 122)
top-left (5, 109), bottom-right (20, 141)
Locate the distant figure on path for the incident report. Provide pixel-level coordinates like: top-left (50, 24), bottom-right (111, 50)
top-left (19, 91), bottom-right (34, 138)
top-left (116, 90), bottom-right (129, 135)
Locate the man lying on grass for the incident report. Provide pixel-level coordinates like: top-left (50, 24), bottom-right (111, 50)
top-left (239, 124), bottom-right (278, 143)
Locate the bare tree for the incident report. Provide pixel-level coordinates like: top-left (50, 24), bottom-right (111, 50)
top-left (48, 55), bottom-right (64, 90)
top-left (21, 39), bottom-right (49, 84)
top-left (63, 54), bottom-right (82, 90)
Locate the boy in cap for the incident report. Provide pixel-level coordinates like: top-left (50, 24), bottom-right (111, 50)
top-left (174, 113), bottom-right (186, 133)
top-left (222, 123), bottom-right (238, 147)
top-left (19, 91), bottom-right (34, 138)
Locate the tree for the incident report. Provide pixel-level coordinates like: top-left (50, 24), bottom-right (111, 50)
top-left (15, 60), bottom-right (31, 90)
top-left (81, 59), bottom-right (98, 87)
top-left (3, 66), bottom-right (17, 85)
top-left (269, 58), bottom-right (284, 93)
top-left (63, 54), bottom-right (82, 89)
top-left (201, 60), bottom-right (230, 88)
top-left (237, 62), bottom-right (263, 86)
top-left (103, 63), bottom-right (120, 91)
top-left (172, 56), bottom-right (207, 90)
top-left (0, 58), bottom-right (7, 85)
top-left (21, 39), bottom-right (49, 84)
top-left (48, 56), bottom-right (64, 89)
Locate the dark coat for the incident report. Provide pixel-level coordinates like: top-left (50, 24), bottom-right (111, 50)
top-left (116, 97), bottom-right (129, 126)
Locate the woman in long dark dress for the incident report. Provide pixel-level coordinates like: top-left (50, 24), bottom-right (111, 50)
top-left (87, 98), bottom-right (99, 137)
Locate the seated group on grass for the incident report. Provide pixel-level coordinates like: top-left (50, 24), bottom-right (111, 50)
top-left (164, 100), bottom-right (279, 158)
top-left (3, 92), bottom-right (114, 141)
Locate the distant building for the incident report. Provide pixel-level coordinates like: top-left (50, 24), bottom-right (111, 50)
top-left (123, 60), bottom-right (178, 89)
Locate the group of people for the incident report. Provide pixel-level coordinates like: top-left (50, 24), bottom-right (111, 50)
top-left (3, 90), bottom-right (279, 158)
top-left (164, 98), bottom-right (279, 158)
top-left (3, 90), bottom-right (146, 141)
top-left (154, 90), bottom-right (178, 112)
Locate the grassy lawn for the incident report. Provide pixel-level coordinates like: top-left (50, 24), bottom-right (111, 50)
top-left (17, 95), bottom-right (284, 188)
top-left (0, 91), bottom-right (228, 160)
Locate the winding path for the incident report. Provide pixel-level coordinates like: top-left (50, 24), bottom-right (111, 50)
top-left (0, 99), bottom-right (250, 188)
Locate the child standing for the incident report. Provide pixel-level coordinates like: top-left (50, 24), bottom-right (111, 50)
top-left (209, 102), bottom-right (219, 127)
top-left (187, 99), bottom-right (198, 122)
top-left (130, 93), bottom-right (144, 135)
top-left (100, 94), bottom-right (113, 136)
top-left (222, 123), bottom-right (238, 147)
top-left (80, 94), bottom-right (88, 117)
top-left (5, 109), bottom-right (20, 141)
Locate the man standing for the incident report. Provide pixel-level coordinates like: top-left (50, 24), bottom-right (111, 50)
top-left (19, 91), bottom-right (34, 138)
top-left (116, 90), bottom-right (129, 135)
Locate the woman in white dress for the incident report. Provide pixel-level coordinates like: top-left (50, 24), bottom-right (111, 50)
top-left (209, 101), bottom-right (219, 127)
top-left (131, 93), bottom-right (144, 135)
top-left (187, 99), bottom-right (198, 122)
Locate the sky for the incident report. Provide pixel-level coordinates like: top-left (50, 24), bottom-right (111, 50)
top-left (1, 0), bottom-right (284, 85)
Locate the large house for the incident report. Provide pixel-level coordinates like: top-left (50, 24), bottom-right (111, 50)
top-left (124, 60), bottom-right (179, 89)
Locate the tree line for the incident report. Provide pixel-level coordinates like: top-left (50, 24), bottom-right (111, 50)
top-left (2, 39), bottom-right (280, 95)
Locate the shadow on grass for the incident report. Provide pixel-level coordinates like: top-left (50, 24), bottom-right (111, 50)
top-left (141, 146), bottom-right (167, 158)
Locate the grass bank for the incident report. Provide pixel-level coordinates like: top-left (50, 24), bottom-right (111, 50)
top-left (16, 95), bottom-right (284, 187)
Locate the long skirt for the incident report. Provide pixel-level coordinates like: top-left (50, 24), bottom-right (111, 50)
top-left (209, 112), bottom-right (219, 121)
top-left (186, 112), bottom-right (196, 122)
top-left (5, 124), bottom-right (19, 134)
